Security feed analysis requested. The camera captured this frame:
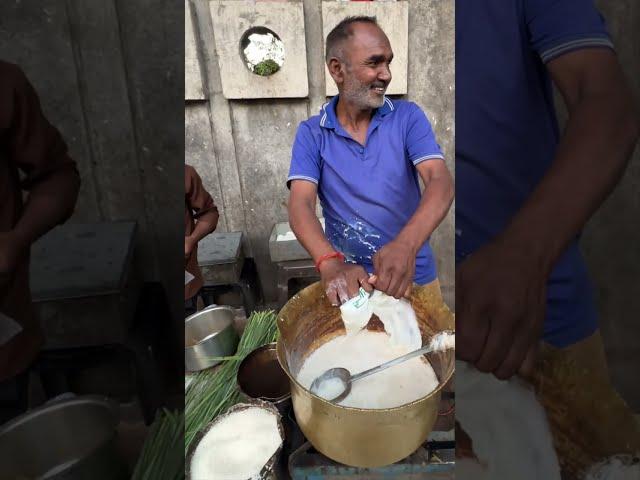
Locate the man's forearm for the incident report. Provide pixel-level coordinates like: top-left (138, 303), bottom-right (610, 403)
top-left (12, 169), bottom-right (80, 247)
top-left (189, 210), bottom-right (219, 243)
top-left (504, 93), bottom-right (639, 273)
top-left (289, 200), bottom-right (335, 262)
top-left (396, 171), bottom-right (454, 253)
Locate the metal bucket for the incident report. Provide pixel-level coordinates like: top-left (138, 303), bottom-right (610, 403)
top-left (276, 281), bottom-right (455, 468)
top-left (185, 305), bottom-right (239, 372)
top-left (0, 396), bottom-right (127, 479)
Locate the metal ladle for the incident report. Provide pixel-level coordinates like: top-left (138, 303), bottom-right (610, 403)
top-left (310, 333), bottom-right (454, 403)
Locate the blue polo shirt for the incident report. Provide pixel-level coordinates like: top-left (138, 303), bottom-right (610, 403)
top-left (456, 0), bottom-right (614, 347)
top-left (288, 96), bottom-right (444, 284)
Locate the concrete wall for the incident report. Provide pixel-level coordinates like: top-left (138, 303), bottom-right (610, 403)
top-left (187, 0), bottom-right (455, 305)
top-left (583, 1), bottom-right (640, 410)
top-left (0, 0), bottom-right (184, 322)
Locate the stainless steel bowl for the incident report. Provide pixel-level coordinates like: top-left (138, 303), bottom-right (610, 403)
top-left (185, 305), bottom-right (239, 372)
top-left (0, 396), bottom-right (127, 479)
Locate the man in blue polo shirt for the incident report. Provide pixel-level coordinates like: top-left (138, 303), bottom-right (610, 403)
top-left (287, 16), bottom-right (454, 306)
top-left (455, 0), bottom-right (640, 465)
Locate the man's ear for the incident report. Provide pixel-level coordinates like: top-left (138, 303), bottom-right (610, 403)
top-left (327, 57), bottom-right (344, 86)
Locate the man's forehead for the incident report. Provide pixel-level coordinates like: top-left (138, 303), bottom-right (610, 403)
top-left (346, 22), bottom-right (392, 52)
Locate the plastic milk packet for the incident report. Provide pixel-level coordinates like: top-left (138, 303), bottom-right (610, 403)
top-left (339, 287), bottom-right (373, 336)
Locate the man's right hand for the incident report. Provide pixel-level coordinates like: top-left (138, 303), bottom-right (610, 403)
top-left (319, 259), bottom-right (373, 306)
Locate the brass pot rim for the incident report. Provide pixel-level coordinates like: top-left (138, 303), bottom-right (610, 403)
top-left (276, 335), bottom-right (454, 413)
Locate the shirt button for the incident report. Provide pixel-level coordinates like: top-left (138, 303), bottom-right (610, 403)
top-left (359, 148), bottom-right (364, 153)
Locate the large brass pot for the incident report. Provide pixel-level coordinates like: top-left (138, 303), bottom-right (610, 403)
top-left (276, 281), bottom-right (454, 467)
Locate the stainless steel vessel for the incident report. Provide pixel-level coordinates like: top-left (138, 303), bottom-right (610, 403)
top-left (185, 305), bottom-right (239, 372)
top-left (0, 396), bottom-right (127, 479)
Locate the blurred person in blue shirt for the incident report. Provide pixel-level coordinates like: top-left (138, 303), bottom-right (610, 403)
top-left (455, 0), bottom-right (640, 467)
top-left (456, 0), bottom-right (638, 379)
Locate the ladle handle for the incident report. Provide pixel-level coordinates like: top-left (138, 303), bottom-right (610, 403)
top-left (351, 344), bottom-right (434, 382)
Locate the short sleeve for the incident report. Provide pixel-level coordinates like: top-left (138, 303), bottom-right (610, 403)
top-left (6, 64), bottom-right (79, 190)
top-left (287, 122), bottom-right (321, 189)
top-left (185, 165), bottom-right (216, 214)
top-left (405, 103), bottom-right (444, 167)
top-left (524, 0), bottom-right (614, 64)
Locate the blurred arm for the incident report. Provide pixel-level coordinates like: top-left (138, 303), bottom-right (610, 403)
top-left (503, 48), bottom-right (639, 273)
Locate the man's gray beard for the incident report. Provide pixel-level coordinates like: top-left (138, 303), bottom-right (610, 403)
top-left (343, 79), bottom-right (385, 109)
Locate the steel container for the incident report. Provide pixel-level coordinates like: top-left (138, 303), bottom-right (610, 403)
top-left (185, 305), bottom-right (239, 372)
top-left (0, 396), bottom-right (127, 479)
top-left (276, 281), bottom-right (455, 468)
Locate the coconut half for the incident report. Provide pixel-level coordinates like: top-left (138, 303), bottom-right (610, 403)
top-left (186, 401), bottom-right (284, 480)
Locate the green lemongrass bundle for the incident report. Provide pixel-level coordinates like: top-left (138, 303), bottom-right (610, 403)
top-left (131, 409), bottom-right (184, 480)
top-left (184, 310), bottom-right (279, 452)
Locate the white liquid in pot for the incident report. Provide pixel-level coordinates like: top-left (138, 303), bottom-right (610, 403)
top-left (296, 330), bottom-right (439, 409)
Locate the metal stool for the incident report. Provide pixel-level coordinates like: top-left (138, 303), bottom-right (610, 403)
top-left (30, 222), bottom-right (140, 349)
top-left (28, 222), bottom-right (163, 424)
top-left (199, 232), bottom-right (257, 315)
top-left (269, 221), bottom-right (322, 307)
top-left (275, 260), bottom-right (318, 308)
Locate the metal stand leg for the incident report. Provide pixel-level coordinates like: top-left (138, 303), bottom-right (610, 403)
top-left (277, 265), bottom-right (290, 308)
top-left (237, 281), bottom-right (256, 316)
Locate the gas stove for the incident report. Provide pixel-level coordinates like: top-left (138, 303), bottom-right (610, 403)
top-left (288, 439), bottom-right (455, 479)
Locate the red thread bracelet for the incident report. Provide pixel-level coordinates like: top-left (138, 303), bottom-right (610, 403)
top-left (315, 251), bottom-right (345, 272)
top-left (437, 402), bottom-right (455, 417)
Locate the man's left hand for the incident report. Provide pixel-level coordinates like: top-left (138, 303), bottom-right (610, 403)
top-left (370, 239), bottom-right (416, 298)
